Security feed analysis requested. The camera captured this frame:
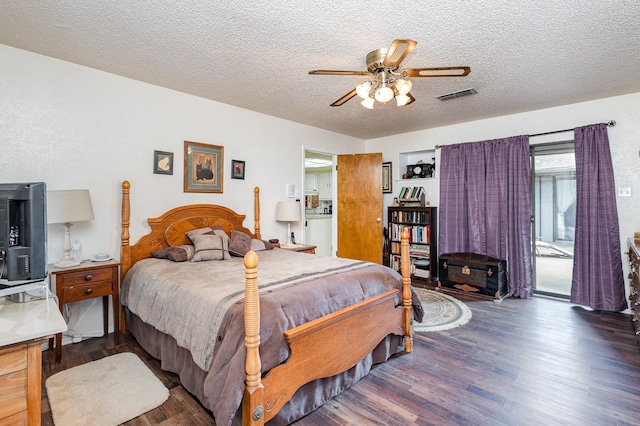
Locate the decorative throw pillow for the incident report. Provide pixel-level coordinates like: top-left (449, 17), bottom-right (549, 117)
top-left (229, 230), bottom-right (274, 256)
top-left (151, 245), bottom-right (195, 262)
top-left (250, 239), bottom-right (274, 252)
top-left (229, 230), bottom-right (252, 256)
top-left (186, 226), bottom-right (231, 260)
top-left (186, 226), bottom-right (230, 244)
top-left (191, 234), bottom-right (229, 262)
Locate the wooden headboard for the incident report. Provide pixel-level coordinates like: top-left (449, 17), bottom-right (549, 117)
top-left (120, 180), bottom-right (261, 279)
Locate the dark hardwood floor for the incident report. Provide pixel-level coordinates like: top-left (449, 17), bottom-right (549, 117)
top-left (41, 291), bottom-right (640, 425)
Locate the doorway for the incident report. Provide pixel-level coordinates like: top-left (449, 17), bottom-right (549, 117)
top-left (304, 150), bottom-right (334, 256)
top-left (531, 143), bottom-right (576, 297)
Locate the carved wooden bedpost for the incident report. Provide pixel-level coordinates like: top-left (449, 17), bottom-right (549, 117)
top-left (400, 229), bottom-right (413, 353)
top-left (243, 250), bottom-right (264, 425)
top-left (121, 181), bottom-right (131, 278)
top-left (254, 187), bottom-right (261, 240)
top-left (120, 181), bottom-right (131, 332)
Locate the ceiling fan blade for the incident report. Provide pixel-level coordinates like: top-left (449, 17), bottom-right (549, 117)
top-left (406, 93), bottom-right (416, 106)
top-left (309, 70), bottom-right (369, 76)
top-left (383, 39), bottom-right (417, 69)
top-left (404, 67), bottom-right (471, 77)
top-left (330, 89), bottom-right (358, 107)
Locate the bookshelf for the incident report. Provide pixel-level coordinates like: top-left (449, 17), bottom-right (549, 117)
top-left (387, 206), bottom-right (437, 282)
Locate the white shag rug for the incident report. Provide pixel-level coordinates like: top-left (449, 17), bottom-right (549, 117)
top-left (414, 288), bottom-right (472, 332)
top-left (46, 352), bottom-right (169, 426)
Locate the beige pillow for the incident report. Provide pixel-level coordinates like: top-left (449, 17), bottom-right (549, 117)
top-left (186, 226), bottom-right (230, 245)
top-left (191, 234), bottom-right (229, 261)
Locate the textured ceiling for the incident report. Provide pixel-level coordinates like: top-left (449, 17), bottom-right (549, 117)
top-left (2, 1), bottom-right (640, 140)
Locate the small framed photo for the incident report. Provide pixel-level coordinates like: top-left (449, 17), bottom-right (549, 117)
top-left (231, 160), bottom-right (245, 180)
top-left (382, 162), bottom-right (392, 193)
top-left (184, 141), bottom-right (224, 193)
top-left (154, 150), bottom-right (174, 175)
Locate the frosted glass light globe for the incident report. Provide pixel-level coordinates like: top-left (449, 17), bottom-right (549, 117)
top-left (356, 82), bottom-right (372, 99)
top-left (361, 96), bottom-right (375, 109)
top-left (374, 86), bottom-right (394, 103)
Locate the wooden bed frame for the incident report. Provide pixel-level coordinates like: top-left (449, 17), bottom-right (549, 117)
top-left (120, 180), bottom-right (413, 425)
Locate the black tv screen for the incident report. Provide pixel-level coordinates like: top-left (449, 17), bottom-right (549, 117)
top-left (0, 182), bottom-right (47, 283)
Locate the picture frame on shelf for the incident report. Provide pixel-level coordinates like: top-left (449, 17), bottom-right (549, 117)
top-left (382, 162), bottom-right (392, 193)
top-left (153, 150), bottom-right (173, 175)
top-left (184, 141), bottom-right (224, 193)
top-left (231, 159), bottom-right (245, 180)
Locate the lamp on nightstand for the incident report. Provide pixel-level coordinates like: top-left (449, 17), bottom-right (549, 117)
top-left (47, 190), bottom-right (95, 268)
top-left (276, 200), bottom-right (301, 248)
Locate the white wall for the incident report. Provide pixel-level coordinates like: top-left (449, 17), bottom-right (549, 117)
top-left (368, 92), bottom-right (640, 298)
top-left (1, 44), bottom-right (364, 338)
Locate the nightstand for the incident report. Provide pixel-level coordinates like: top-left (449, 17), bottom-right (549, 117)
top-left (279, 244), bottom-right (317, 254)
top-left (49, 259), bottom-right (121, 362)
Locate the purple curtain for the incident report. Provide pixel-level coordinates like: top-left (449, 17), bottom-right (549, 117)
top-left (571, 124), bottom-right (627, 311)
top-left (439, 135), bottom-right (533, 298)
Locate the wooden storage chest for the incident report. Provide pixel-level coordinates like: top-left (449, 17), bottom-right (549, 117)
top-left (438, 252), bottom-right (507, 299)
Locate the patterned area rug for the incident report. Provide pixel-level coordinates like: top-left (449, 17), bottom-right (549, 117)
top-left (414, 288), bottom-right (472, 332)
top-left (46, 352), bottom-right (169, 426)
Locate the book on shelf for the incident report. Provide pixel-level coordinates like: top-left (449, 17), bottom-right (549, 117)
top-left (397, 186), bottom-right (426, 206)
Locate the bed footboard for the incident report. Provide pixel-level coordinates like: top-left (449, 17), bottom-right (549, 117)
top-left (242, 230), bottom-right (412, 425)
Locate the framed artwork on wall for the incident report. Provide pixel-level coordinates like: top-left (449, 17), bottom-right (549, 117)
top-left (382, 162), bottom-right (392, 193)
top-left (231, 160), bottom-right (245, 180)
top-left (184, 141), bottom-right (224, 193)
top-left (153, 150), bottom-right (174, 175)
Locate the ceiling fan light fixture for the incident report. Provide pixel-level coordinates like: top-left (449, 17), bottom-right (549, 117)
top-left (396, 94), bottom-right (411, 107)
top-left (361, 96), bottom-right (375, 109)
top-left (356, 82), bottom-right (372, 99)
top-left (374, 85), bottom-right (394, 103)
top-left (395, 79), bottom-right (412, 95)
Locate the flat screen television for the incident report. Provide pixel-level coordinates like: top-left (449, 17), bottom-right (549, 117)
top-left (0, 182), bottom-right (47, 285)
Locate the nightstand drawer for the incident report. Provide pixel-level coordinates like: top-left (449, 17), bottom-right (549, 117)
top-left (58, 267), bottom-right (113, 287)
top-left (63, 281), bottom-right (113, 302)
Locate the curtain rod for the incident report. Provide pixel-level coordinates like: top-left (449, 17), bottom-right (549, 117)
top-left (435, 120), bottom-right (616, 148)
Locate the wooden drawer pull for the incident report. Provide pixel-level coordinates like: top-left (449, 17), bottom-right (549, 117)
top-left (84, 274), bottom-right (93, 281)
top-left (85, 288), bottom-right (93, 295)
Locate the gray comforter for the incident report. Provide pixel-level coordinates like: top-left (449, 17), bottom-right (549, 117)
top-left (121, 248), bottom-right (423, 425)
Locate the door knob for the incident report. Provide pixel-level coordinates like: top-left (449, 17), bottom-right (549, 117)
top-left (376, 218), bottom-right (381, 223)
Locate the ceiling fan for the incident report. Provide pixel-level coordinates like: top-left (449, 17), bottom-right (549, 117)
top-left (309, 39), bottom-right (470, 108)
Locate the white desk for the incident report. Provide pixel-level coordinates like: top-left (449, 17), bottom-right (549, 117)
top-left (0, 297), bottom-right (67, 346)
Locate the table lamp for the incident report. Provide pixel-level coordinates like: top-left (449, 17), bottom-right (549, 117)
top-left (47, 189), bottom-right (95, 267)
top-left (275, 201), bottom-right (301, 248)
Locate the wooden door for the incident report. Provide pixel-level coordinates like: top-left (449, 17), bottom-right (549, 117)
top-left (337, 153), bottom-right (383, 263)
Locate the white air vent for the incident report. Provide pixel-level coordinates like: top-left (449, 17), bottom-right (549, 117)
top-left (436, 88), bottom-right (477, 101)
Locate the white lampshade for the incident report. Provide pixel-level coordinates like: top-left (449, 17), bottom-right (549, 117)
top-left (47, 190), bottom-right (94, 267)
top-left (374, 85), bottom-right (395, 103)
top-left (361, 96), bottom-right (375, 109)
top-left (47, 190), bottom-right (95, 224)
top-left (275, 201), bottom-right (301, 222)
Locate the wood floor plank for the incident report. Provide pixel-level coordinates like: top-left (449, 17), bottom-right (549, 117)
top-left (41, 292), bottom-right (640, 425)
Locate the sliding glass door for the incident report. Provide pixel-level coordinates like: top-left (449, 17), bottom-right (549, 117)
top-left (531, 143), bottom-right (575, 297)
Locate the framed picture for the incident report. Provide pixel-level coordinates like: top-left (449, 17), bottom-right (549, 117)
top-left (153, 150), bottom-right (174, 175)
top-left (184, 141), bottom-right (224, 193)
top-left (382, 162), bottom-right (392, 193)
top-left (231, 159), bottom-right (245, 180)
